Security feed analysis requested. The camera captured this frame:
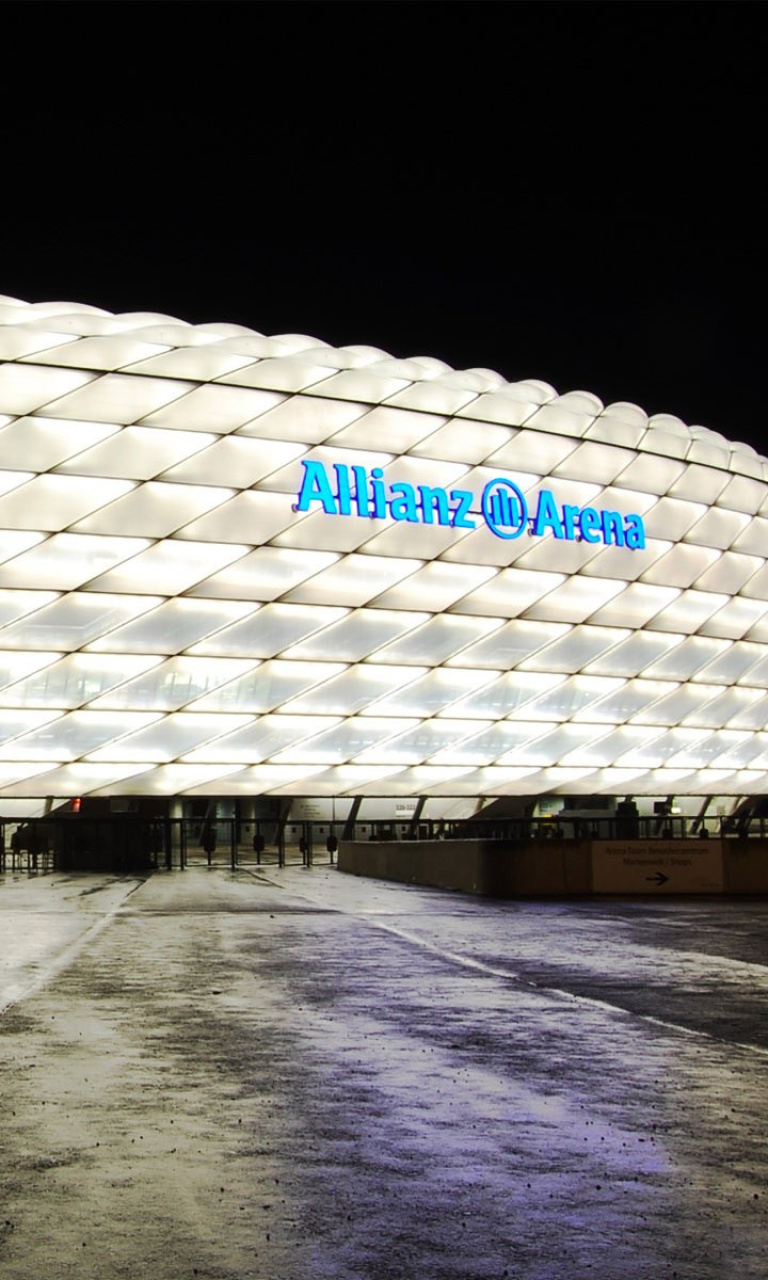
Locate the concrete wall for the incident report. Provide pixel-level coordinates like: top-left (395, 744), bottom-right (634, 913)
top-left (338, 839), bottom-right (592, 897)
top-left (339, 837), bottom-right (768, 897)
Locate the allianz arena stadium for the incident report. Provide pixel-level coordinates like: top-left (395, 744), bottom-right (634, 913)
top-left (1, 294), bottom-right (768, 884)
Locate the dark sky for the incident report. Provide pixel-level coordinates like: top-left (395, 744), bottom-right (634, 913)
top-left (2, 4), bottom-right (763, 453)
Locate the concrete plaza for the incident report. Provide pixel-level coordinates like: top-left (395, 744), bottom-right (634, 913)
top-left (1, 867), bottom-right (767, 1279)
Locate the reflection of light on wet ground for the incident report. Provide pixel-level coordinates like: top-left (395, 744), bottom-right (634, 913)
top-left (0, 875), bottom-right (141, 1011)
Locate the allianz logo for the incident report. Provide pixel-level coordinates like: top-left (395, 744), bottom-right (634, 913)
top-left (295, 460), bottom-right (646, 549)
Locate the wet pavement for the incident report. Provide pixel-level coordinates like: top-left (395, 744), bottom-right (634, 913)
top-left (1, 866), bottom-right (767, 1279)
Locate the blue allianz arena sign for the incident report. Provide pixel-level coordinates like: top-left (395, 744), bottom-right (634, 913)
top-left (295, 461), bottom-right (646, 548)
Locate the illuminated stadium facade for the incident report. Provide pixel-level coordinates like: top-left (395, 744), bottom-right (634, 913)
top-left (1, 294), bottom-right (768, 845)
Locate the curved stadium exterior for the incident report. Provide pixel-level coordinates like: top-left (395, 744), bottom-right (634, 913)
top-left (1, 294), bottom-right (767, 839)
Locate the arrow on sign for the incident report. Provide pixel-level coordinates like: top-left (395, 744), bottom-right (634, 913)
top-left (645, 872), bottom-right (669, 887)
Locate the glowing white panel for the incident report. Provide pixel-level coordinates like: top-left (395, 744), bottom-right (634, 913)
top-left (55, 427), bottom-right (217, 480)
top-left (694, 641), bottom-right (764, 685)
top-left (724, 693), bottom-right (768, 730)
top-left (586, 767), bottom-right (651, 791)
top-left (0, 593), bottom-right (162, 651)
top-left (732, 516), bottom-right (768, 556)
top-left (185, 764), bottom-right (329, 794)
top-left (694, 734), bottom-right (759, 769)
top-left (374, 562), bottom-right (496, 612)
top-left (451, 569), bottom-right (565, 618)
top-left (684, 506), bottom-right (751, 549)
top-left (408, 418), bottom-right (509, 463)
top-left (284, 665), bottom-right (422, 716)
top-left (89, 657), bottom-right (258, 711)
top-left (0, 532), bottom-right (49, 566)
top-left (455, 390), bottom-right (543, 427)
top-left (564, 724), bottom-right (662, 766)
top-left (666, 734), bottom-right (743, 768)
top-left (0, 763), bottom-right (94, 792)
top-left (447, 670), bottom-right (565, 719)
top-left (740, 736), bottom-right (768, 769)
top-left (106, 763), bottom-right (245, 795)
top-left (347, 763), bottom-right (473, 794)
top-left (188, 603), bottom-right (345, 658)
top-left (578, 540), bottom-right (671, 586)
top-left (42, 374), bottom-right (190, 424)
top-left (333, 407), bottom-right (448, 454)
top-left (349, 719), bottom-right (488, 766)
top-left (483, 431), bottom-right (578, 476)
top-left (254, 445), bottom-right (393, 498)
top-left (0, 417), bottom-right (120, 472)
top-left (508, 675), bottom-right (623, 722)
top-left (589, 583), bottom-right (679, 628)
top-left (0, 590), bottom-right (60, 630)
top-left (0, 330), bottom-right (77, 362)
top-left (613, 453), bottom-right (685, 493)
top-left (717, 473), bottom-right (765, 515)
top-left (504, 723), bottom-right (610, 766)
top-left (738, 562), bottom-right (768, 601)
top-left (523, 576), bottom-right (627, 623)
top-left (86, 598), bottom-right (255, 655)
top-left (273, 718), bottom-right (417, 764)
top-left (668, 463), bottom-right (730, 504)
top-left (187, 547), bottom-right (339, 601)
top-left (445, 620), bottom-right (569, 669)
top-left (522, 405), bottom-right (595, 440)
top-left (0, 474), bottom-right (136, 532)
top-left (183, 715), bottom-right (341, 763)
top-left (190, 659), bottom-right (344, 713)
top-left (516, 626), bottom-right (626, 674)
top-left (2, 654), bottom-right (161, 709)
top-left (127, 348), bottom-right (268, 382)
top-left (87, 713), bottom-right (254, 762)
top-left (87, 540), bottom-right (249, 595)
top-left (513, 531), bottom-right (610, 576)
top-left (264, 764), bottom-right (403, 796)
top-left (419, 766), bottom-right (541, 795)
top-left (574, 679), bottom-right (678, 724)
top-left (358, 517), bottom-right (470, 560)
top-left (551, 440), bottom-right (636, 485)
top-left (0, 711), bottom-right (160, 761)
top-left (184, 491), bottom-right (307, 546)
top-left (685, 686), bottom-right (765, 728)
top-left (700, 597), bottom-right (768, 640)
top-left (585, 416), bottom-right (645, 450)
top-left (284, 555), bottom-right (424, 607)
top-left (236, 395), bottom-right (366, 443)
top-left (583, 630), bottom-right (684, 677)
top-left (161, 436), bottom-right (307, 488)
top-left (642, 496), bottom-right (708, 542)
top-left (614, 729), bottom-right (712, 766)
top-left (0, 652), bottom-right (60, 692)
top-left (0, 363), bottom-right (96, 415)
top-left (647, 590), bottom-right (729, 633)
top-left (73, 482), bottom-right (232, 538)
top-left (373, 615), bottom-right (500, 666)
top-left (646, 636), bottom-right (731, 681)
top-left (367, 668), bottom-right (499, 718)
top-left (273, 506), bottom-right (391, 554)
top-left (632, 684), bottom-right (726, 725)
top-left (0, 710), bottom-right (63, 745)
top-left (144, 383), bottom-right (285, 433)
top-left (641, 543), bottom-right (721, 588)
top-left (284, 610), bottom-right (427, 661)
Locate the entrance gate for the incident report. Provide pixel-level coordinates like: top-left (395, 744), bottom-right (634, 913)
top-left (0, 816), bottom-right (339, 875)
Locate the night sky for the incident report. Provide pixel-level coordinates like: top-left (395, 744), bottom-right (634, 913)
top-left (2, 4), bottom-right (763, 452)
